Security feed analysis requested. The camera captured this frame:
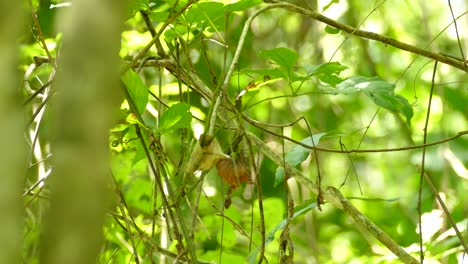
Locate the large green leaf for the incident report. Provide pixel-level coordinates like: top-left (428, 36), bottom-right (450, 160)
top-left (157, 103), bottom-right (192, 135)
top-left (126, 0), bottom-right (149, 19)
top-left (274, 133), bottom-right (329, 187)
top-left (163, 24), bottom-right (191, 41)
top-left (335, 76), bottom-right (414, 124)
top-left (305, 61), bottom-right (348, 86)
top-left (258, 47), bottom-right (298, 74)
top-left (305, 62), bottom-right (348, 77)
top-left (224, 0), bottom-right (262, 11)
top-left (121, 69), bottom-right (149, 116)
top-left (185, 2), bottom-right (225, 32)
top-left (247, 200), bottom-right (317, 263)
top-left (125, 177), bottom-right (152, 214)
top-left (149, 11), bottom-right (170, 23)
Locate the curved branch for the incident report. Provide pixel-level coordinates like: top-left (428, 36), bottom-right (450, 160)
top-left (272, 1), bottom-right (468, 72)
top-left (325, 187), bottom-right (419, 264)
top-left (207, 3), bottom-right (286, 137)
top-left (121, 0), bottom-right (196, 74)
top-left (139, 58), bottom-right (468, 154)
top-left (247, 132), bottom-right (419, 264)
top-left (244, 114), bottom-right (468, 153)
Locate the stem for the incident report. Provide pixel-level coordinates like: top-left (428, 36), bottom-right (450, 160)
top-left (417, 61), bottom-right (437, 263)
top-left (246, 132), bottom-right (419, 264)
top-left (206, 3), bottom-right (287, 136)
top-left (271, 1), bottom-right (467, 72)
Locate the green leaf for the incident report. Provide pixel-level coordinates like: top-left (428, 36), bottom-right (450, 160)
top-left (304, 62), bottom-right (347, 86)
top-left (274, 133), bottom-right (328, 187)
top-left (247, 200), bottom-right (317, 263)
top-left (126, 0), bottom-right (149, 19)
top-left (274, 167), bottom-right (285, 187)
top-left (149, 11), bottom-right (170, 23)
top-left (224, 0), bottom-right (262, 11)
top-left (185, 2), bottom-right (225, 32)
top-left (125, 177), bottom-right (152, 214)
top-left (444, 87), bottom-right (468, 114)
top-left (163, 24), bottom-right (190, 41)
top-left (258, 47), bottom-right (298, 73)
top-left (306, 62), bottom-right (348, 76)
top-left (335, 76), bottom-right (414, 124)
top-left (322, 0), bottom-right (340, 11)
top-left (157, 103), bottom-right (192, 135)
top-left (325, 25), bottom-right (340, 34)
top-left (132, 142), bottom-right (148, 166)
top-left (320, 74), bottom-right (344, 86)
top-left (121, 69), bottom-right (149, 115)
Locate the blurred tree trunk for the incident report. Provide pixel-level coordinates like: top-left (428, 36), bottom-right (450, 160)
top-left (0, 2), bottom-right (25, 263)
top-left (40, 1), bottom-right (127, 263)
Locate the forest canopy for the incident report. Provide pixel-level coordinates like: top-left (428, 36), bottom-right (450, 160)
top-left (3, 0), bottom-right (467, 263)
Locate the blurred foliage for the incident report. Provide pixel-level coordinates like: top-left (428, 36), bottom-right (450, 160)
top-left (21, 0), bottom-right (467, 263)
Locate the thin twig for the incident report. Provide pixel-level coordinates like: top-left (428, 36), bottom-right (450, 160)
top-left (246, 132), bottom-right (419, 264)
top-left (111, 174), bottom-right (141, 264)
top-left (417, 61), bottom-right (437, 263)
top-left (416, 62), bottom-right (468, 254)
top-left (270, 1), bottom-right (468, 72)
top-left (279, 128), bottom-right (294, 263)
top-left (134, 126), bottom-right (195, 263)
top-left (206, 3), bottom-right (287, 136)
top-left (244, 132), bottom-right (266, 264)
top-left (446, 0), bottom-right (467, 68)
top-left (302, 117), bottom-right (323, 209)
top-left (422, 171), bottom-right (468, 253)
top-left (329, 0), bottom-right (387, 62)
top-left (396, 10), bottom-right (468, 83)
top-left (243, 115), bottom-right (468, 153)
top-left (28, 0), bottom-right (55, 67)
top-left (135, 57), bottom-right (467, 155)
top-left (121, 0), bottom-right (196, 74)
top-left (325, 187), bottom-right (420, 264)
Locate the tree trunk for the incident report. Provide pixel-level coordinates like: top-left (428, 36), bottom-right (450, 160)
top-left (40, 1), bottom-right (127, 263)
top-left (0, 2), bottom-right (25, 263)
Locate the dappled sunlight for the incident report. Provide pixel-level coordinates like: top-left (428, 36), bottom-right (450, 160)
top-left (15, 0), bottom-right (468, 263)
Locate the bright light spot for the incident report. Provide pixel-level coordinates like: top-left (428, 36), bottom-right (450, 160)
top-left (192, 122), bottom-right (204, 139)
top-left (355, 82), bottom-right (370, 89)
top-left (193, 170), bottom-right (202, 178)
top-left (146, 103), bottom-right (158, 118)
top-left (442, 147), bottom-right (468, 179)
top-left (363, 20), bottom-right (383, 34)
top-left (190, 49), bottom-right (200, 63)
top-left (457, 252), bottom-right (468, 264)
top-left (418, 209), bottom-right (444, 240)
top-left (427, 96), bottom-right (443, 130)
top-left (205, 38), bottom-right (228, 48)
top-left (201, 98), bottom-right (209, 108)
top-left (120, 100), bottom-right (129, 110)
top-left (151, 83), bottom-right (189, 96)
top-left (203, 185), bottom-right (217, 197)
top-left (266, 140), bottom-right (281, 153)
top-left (319, 0), bottom-right (348, 17)
top-left (121, 31), bottom-right (152, 51)
top-left (50, 3), bottom-right (72, 8)
top-left (293, 96), bottom-right (313, 112)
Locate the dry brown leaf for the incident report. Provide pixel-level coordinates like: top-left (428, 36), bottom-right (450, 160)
top-left (216, 156), bottom-right (251, 189)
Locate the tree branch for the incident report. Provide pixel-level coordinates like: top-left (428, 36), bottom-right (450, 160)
top-left (272, 1), bottom-right (468, 73)
top-left (246, 132), bottom-right (419, 264)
